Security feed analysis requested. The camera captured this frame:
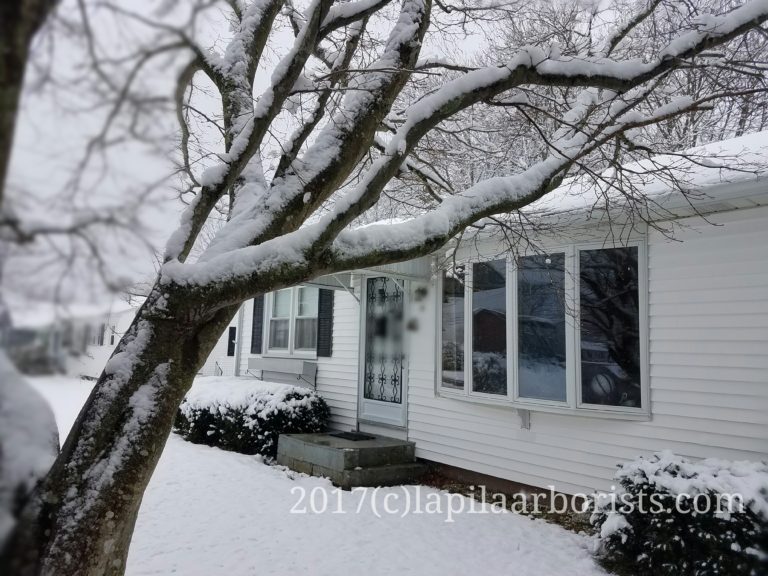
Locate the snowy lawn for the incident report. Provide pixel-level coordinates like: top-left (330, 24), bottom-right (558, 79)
top-left (30, 377), bottom-right (606, 576)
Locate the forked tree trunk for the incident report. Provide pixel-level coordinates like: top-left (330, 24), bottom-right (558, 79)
top-left (0, 286), bottom-right (241, 576)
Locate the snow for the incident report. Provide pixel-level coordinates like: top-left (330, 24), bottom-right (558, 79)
top-left (0, 353), bottom-right (59, 548)
top-left (198, 163), bottom-right (231, 188)
top-left (180, 376), bottom-right (319, 421)
top-left (614, 450), bottom-right (768, 520)
top-left (598, 512), bottom-right (629, 541)
top-left (321, 0), bottom-right (387, 29)
top-left (29, 376), bottom-right (607, 576)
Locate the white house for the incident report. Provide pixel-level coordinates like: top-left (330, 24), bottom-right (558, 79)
top-left (7, 300), bottom-right (139, 377)
top-left (201, 132), bottom-right (768, 494)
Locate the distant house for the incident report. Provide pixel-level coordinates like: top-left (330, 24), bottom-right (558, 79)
top-left (202, 131), bottom-right (768, 493)
top-left (6, 301), bottom-right (138, 377)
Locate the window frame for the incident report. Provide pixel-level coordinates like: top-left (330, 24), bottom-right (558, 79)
top-left (511, 247), bottom-right (574, 409)
top-left (435, 239), bottom-right (650, 419)
top-left (264, 287), bottom-right (319, 359)
top-left (465, 256), bottom-right (513, 400)
top-left (573, 240), bottom-right (649, 416)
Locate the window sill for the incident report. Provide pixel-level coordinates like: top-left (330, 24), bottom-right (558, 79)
top-left (262, 351), bottom-right (318, 361)
top-left (437, 389), bottom-right (651, 421)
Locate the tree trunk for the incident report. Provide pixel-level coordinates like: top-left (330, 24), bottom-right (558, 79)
top-left (0, 0), bottom-right (57, 203)
top-left (0, 286), bottom-right (240, 576)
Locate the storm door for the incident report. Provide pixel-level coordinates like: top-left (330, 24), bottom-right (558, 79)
top-left (359, 276), bottom-right (407, 427)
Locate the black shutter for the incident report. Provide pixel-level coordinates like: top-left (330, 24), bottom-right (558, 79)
top-left (316, 289), bottom-right (334, 357)
top-left (227, 326), bottom-right (237, 356)
top-left (250, 295), bottom-right (265, 354)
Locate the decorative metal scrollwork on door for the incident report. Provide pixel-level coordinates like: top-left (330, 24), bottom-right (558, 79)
top-left (364, 276), bottom-right (404, 403)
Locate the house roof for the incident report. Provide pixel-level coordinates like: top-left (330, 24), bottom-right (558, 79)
top-left (9, 299), bottom-right (139, 329)
top-left (521, 130), bottom-right (768, 224)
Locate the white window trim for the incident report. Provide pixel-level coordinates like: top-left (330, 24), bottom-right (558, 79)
top-left (435, 239), bottom-right (650, 420)
top-left (264, 288), bottom-right (318, 359)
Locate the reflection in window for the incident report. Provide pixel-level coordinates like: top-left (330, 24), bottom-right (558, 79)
top-left (295, 287), bottom-right (318, 350)
top-left (518, 253), bottom-right (566, 401)
top-left (269, 289), bottom-right (291, 349)
top-left (472, 260), bottom-right (507, 395)
top-left (441, 269), bottom-right (465, 390)
top-left (579, 247), bottom-right (641, 407)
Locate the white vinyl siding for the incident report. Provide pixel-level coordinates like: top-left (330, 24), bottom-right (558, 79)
top-left (406, 205), bottom-right (768, 494)
top-left (315, 290), bottom-right (360, 430)
top-left (235, 289), bottom-right (361, 431)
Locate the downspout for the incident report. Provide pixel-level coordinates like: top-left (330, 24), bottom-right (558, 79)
top-left (234, 304), bottom-right (245, 376)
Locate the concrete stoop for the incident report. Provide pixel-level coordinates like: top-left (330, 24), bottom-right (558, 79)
top-left (277, 432), bottom-right (426, 489)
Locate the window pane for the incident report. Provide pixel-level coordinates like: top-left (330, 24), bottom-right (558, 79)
top-left (297, 287), bottom-right (319, 317)
top-left (269, 318), bottom-right (289, 349)
top-left (272, 289), bottom-right (291, 318)
top-left (518, 253), bottom-right (567, 401)
top-left (441, 269), bottom-right (465, 390)
top-left (579, 247), bottom-right (641, 408)
top-left (472, 260), bottom-right (507, 395)
top-left (294, 318), bottom-right (318, 350)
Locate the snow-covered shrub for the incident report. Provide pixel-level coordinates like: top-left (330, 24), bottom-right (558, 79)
top-left (592, 451), bottom-right (768, 576)
top-left (174, 378), bottom-right (329, 458)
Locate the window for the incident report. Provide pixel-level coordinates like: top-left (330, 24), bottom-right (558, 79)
top-left (471, 260), bottom-right (507, 395)
top-left (438, 243), bottom-right (646, 416)
top-left (440, 268), bottom-right (465, 390)
top-left (266, 287), bottom-right (319, 356)
top-left (269, 289), bottom-right (291, 349)
top-left (578, 247), bottom-right (640, 408)
top-left (295, 287), bottom-right (318, 351)
top-left (227, 326), bottom-right (237, 356)
top-left (517, 253), bottom-right (567, 402)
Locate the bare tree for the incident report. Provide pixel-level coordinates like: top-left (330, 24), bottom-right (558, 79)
top-left (1, 0), bottom-right (767, 574)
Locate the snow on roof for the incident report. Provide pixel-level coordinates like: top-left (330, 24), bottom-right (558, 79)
top-left (359, 131), bottom-right (768, 235)
top-left (527, 130), bottom-right (768, 220)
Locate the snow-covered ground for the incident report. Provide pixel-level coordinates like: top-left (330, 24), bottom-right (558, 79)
top-left (30, 377), bottom-right (606, 576)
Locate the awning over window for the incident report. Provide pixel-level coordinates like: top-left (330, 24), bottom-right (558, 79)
top-left (301, 257), bottom-right (433, 293)
top-left (301, 272), bottom-right (354, 291)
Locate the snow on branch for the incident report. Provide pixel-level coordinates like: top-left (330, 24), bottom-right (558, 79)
top-left (196, 0), bottom-right (431, 262)
top-left (162, 0), bottom-right (768, 295)
top-left (320, 0), bottom-right (394, 34)
top-left (164, 0), bottom-right (334, 263)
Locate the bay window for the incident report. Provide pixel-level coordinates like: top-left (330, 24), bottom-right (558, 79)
top-left (267, 287), bottom-right (319, 356)
top-left (438, 242), bottom-right (647, 416)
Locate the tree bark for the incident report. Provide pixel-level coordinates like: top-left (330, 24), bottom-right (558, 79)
top-left (0, 0), bottom-right (57, 203)
top-left (0, 286), bottom-right (240, 576)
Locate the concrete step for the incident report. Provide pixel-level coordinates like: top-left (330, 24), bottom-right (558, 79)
top-left (277, 432), bottom-right (426, 488)
top-left (278, 432), bottom-right (416, 470)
